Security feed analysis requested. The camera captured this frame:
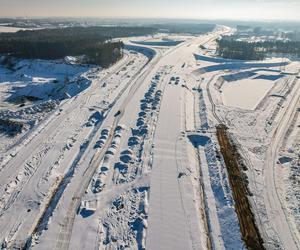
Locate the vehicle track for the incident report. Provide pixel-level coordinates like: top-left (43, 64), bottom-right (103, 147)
top-left (205, 74), bottom-right (223, 124)
top-left (1, 53), bottom-right (144, 248)
top-left (53, 46), bottom-right (164, 249)
top-left (264, 78), bottom-right (300, 249)
top-left (55, 118), bottom-right (120, 250)
top-left (0, 53), bottom-right (130, 172)
top-left (0, 55), bottom-right (132, 205)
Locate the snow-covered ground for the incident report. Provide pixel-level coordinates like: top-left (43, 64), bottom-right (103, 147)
top-left (221, 77), bottom-right (276, 110)
top-left (0, 49), bottom-right (149, 248)
top-left (0, 24), bottom-right (300, 250)
top-left (196, 41), bottom-right (300, 249)
top-left (277, 103), bottom-right (300, 242)
top-left (0, 58), bottom-right (92, 157)
top-left (0, 26), bottom-right (41, 33)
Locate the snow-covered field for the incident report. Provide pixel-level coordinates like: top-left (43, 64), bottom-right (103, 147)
top-left (221, 78), bottom-right (275, 110)
top-left (0, 26), bottom-right (41, 33)
top-left (0, 25), bottom-right (300, 250)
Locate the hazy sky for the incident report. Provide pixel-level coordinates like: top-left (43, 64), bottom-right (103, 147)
top-left (0, 0), bottom-right (299, 21)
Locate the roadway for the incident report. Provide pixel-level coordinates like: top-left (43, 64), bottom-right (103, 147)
top-left (145, 31), bottom-right (229, 249)
top-left (264, 77), bottom-right (300, 250)
top-left (0, 27), bottom-right (232, 249)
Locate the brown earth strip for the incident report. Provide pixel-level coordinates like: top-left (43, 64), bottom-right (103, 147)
top-left (216, 125), bottom-right (265, 250)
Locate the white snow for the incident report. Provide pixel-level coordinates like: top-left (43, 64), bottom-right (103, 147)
top-left (221, 78), bottom-right (274, 110)
top-left (1, 23), bottom-right (299, 250)
top-left (0, 26), bottom-right (41, 33)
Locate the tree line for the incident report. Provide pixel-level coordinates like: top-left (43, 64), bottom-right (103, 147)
top-left (217, 37), bottom-right (300, 60)
top-left (0, 26), bottom-right (157, 67)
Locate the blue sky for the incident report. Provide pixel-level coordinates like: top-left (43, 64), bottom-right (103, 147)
top-left (0, 0), bottom-right (299, 20)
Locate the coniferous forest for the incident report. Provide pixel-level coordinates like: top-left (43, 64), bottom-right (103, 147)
top-left (0, 26), bottom-right (157, 67)
top-left (217, 37), bottom-right (300, 60)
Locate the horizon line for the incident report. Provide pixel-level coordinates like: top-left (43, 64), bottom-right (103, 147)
top-left (1, 16), bottom-right (300, 23)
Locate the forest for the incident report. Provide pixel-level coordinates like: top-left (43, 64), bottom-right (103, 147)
top-left (0, 26), bottom-right (157, 67)
top-left (217, 37), bottom-right (300, 60)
